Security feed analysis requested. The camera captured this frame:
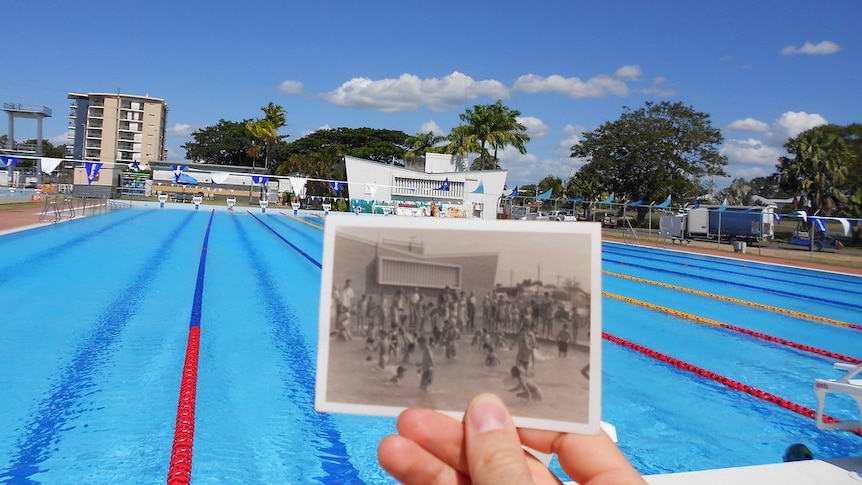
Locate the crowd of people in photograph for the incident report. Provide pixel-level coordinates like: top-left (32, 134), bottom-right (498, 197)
top-left (331, 279), bottom-right (588, 401)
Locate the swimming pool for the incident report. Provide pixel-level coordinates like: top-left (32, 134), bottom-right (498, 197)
top-left (0, 209), bottom-right (859, 483)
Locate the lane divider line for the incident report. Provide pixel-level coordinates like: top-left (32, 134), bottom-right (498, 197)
top-left (603, 331), bottom-right (861, 436)
top-left (167, 210), bottom-right (215, 485)
top-left (603, 291), bottom-right (861, 364)
top-left (604, 270), bottom-right (861, 330)
top-left (247, 211), bottom-right (322, 268)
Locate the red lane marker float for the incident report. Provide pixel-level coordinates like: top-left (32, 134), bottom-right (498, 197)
top-left (603, 331), bottom-right (862, 436)
top-left (168, 326), bottom-right (201, 484)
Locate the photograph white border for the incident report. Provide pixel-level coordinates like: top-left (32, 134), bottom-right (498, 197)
top-left (315, 215), bottom-right (602, 434)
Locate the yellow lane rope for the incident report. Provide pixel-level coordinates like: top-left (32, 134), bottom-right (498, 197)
top-left (603, 270), bottom-right (858, 329)
top-left (279, 211), bottom-right (324, 230)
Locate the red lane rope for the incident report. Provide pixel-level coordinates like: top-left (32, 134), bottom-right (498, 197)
top-left (603, 331), bottom-right (862, 436)
top-left (167, 326), bottom-right (202, 484)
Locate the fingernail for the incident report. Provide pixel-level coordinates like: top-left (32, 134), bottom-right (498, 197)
top-left (469, 394), bottom-right (508, 433)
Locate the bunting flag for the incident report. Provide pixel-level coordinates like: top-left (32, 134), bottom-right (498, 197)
top-left (653, 195), bottom-right (671, 208)
top-left (252, 175), bottom-right (270, 185)
top-left (129, 160), bottom-right (140, 171)
top-left (471, 181), bottom-right (485, 194)
top-left (172, 165), bottom-right (187, 182)
top-left (597, 192), bottom-right (614, 204)
top-left (210, 172), bottom-right (230, 184)
top-left (789, 210), bottom-right (807, 222)
top-left (435, 177), bottom-right (450, 191)
top-left (40, 157), bottom-right (63, 174)
top-left (1, 155), bottom-right (20, 168)
top-left (692, 199), bottom-right (701, 210)
top-left (288, 177), bottom-right (308, 196)
top-left (330, 181), bottom-right (343, 193)
top-left (507, 185), bottom-right (519, 197)
top-left (85, 162), bottom-right (103, 185)
top-left (773, 213), bottom-right (781, 224)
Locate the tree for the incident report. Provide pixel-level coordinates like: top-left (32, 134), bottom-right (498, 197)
top-left (570, 101), bottom-right (727, 206)
top-left (405, 131), bottom-right (445, 156)
top-left (246, 102), bottom-right (288, 171)
top-left (776, 125), bottom-right (851, 214)
top-left (536, 175), bottom-right (564, 198)
top-left (456, 100), bottom-right (530, 170)
top-left (275, 127), bottom-right (410, 178)
top-left (182, 119), bottom-right (258, 166)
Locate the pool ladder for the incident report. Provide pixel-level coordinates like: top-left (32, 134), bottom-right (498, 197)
top-left (39, 196), bottom-right (76, 224)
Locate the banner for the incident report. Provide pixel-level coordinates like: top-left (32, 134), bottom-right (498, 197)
top-left (85, 162), bottom-right (103, 185)
top-left (252, 175), bottom-right (270, 185)
top-left (1, 155), bottom-right (20, 168)
top-left (40, 157), bottom-right (63, 174)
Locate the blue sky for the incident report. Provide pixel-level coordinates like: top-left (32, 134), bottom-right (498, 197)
top-left (3, 1), bottom-right (859, 190)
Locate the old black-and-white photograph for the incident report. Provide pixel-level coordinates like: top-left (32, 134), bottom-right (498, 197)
top-left (315, 216), bottom-right (602, 433)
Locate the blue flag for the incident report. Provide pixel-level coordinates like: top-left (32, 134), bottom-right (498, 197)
top-left (1, 156), bottom-right (20, 168)
top-left (85, 162), bottom-right (103, 185)
top-left (172, 165), bottom-right (187, 182)
top-left (436, 177), bottom-right (450, 191)
top-left (330, 181), bottom-right (343, 193)
top-left (692, 199), bottom-right (701, 210)
top-left (252, 175), bottom-right (269, 185)
top-left (508, 185), bottom-right (519, 197)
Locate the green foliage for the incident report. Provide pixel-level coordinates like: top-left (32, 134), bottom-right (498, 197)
top-left (776, 124), bottom-right (851, 214)
top-left (182, 119), bottom-right (259, 166)
top-left (455, 100), bottom-right (530, 170)
top-left (405, 131), bottom-right (446, 156)
top-left (570, 101), bottom-right (726, 205)
top-left (537, 175), bottom-right (564, 198)
top-left (275, 127), bottom-right (410, 180)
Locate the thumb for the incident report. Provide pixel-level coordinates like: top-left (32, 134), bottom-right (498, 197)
top-left (464, 394), bottom-right (534, 485)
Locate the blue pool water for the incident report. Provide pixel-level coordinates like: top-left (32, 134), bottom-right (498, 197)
top-left (0, 209), bottom-right (860, 483)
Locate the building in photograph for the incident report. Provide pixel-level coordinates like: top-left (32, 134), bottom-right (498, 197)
top-left (344, 153), bottom-right (508, 220)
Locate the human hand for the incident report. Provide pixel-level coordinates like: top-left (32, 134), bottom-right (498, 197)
top-left (378, 393), bottom-right (645, 485)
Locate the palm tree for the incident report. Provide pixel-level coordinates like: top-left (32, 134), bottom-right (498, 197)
top-left (777, 126), bottom-right (850, 214)
top-left (246, 102), bottom-right (288, 171)
top-left (405, 131), bottom-right (445, 157)
top-left (458, 100), bottom-right (530, 170)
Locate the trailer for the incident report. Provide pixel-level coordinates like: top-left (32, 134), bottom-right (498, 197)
top-left (660, 206), bottom-right (775, 245)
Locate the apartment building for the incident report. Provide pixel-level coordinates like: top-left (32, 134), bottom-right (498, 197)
top-left (67, 92), bottom-right (168, 164)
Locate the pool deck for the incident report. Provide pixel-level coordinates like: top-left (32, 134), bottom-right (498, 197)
top-left (3, 204), bottom-right (861, 483)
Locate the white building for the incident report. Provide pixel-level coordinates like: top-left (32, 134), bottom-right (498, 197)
top-left (344, 153), bottom-right (507, 220)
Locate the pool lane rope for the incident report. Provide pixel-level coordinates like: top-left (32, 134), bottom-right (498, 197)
top-left (604, 270), bottom-right (861, 331)
top-left (167, 211), bottom-right (214, 485)
top-left (603, 331), bottom-right (862, 436)
top-left (603, 291), bottom-right (861, 365)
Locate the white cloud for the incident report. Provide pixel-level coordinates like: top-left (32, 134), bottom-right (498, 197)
top-left (166, 123), bottom-right (194, 136)
top-left (513, 73), bottom-right (629, 98)
top-left (278, 80), bottom-right (304, 95)
top-left (301, 124), bottom-right (331, 137)
top-left (49, 131), bottom-right (72, 145)
top-left (419, 120), bottom-right (444, 136)
top-left (772, 111), bottom-right (828, 141)
top-left (781, 40), bottom-right (841, 55)
top-left (615, 65), bottom-right (642, 80)
top-left (322, 72), bottom-right (509, 112)
top-left (726, 117), bottom-right (769, 132)
top-left (517, 116), bottom-right (548, 138)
